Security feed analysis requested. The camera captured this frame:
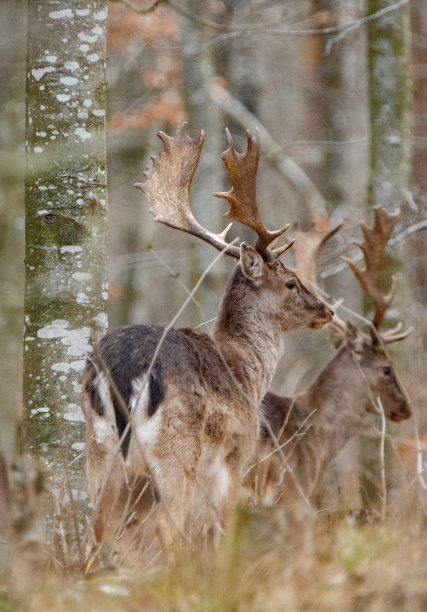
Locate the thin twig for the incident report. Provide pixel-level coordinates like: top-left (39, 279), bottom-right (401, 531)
top-left (377, 397), bottom-right (388, 520)
top-left (243, 407), bottom-right (317, 478)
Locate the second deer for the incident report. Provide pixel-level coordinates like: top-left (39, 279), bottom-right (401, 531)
top-left (252, 208), bottom-right (411, 504)
top-left (81, 124), bottom-right (333, 558)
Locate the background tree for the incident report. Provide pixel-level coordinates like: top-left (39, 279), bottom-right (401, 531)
top-left (24, 1), bottom-right (108, 468)
top-left (366, 0), bottom-right (412, 212)
top-left (0, 0), bottom-right (26, 461)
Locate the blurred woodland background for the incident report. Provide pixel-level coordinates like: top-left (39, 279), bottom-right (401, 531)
top-left (1, 0), bottom-right (427, 606)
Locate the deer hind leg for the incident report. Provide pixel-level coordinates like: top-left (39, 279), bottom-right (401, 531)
top-left (133, 419), bottom-right (202, 556)
top-left (154, 466), bottom-right (198, 558)
top-left (82, 375), bottom-right (125, 563)
top-left (86, 450), bottom-right (124, 554)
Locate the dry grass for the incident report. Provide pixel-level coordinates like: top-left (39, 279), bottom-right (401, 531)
top-left (1, 479), bottom-right (427, 612)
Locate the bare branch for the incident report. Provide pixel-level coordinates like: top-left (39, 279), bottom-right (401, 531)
top-left (377, 397), bottom-right (388, 520)
top-left (110, 0), bottom-right (167, 15)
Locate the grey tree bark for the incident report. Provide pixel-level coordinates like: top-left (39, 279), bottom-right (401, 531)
top-left (24, 1), bottom-right (108, 467)
top-left (179, 0), bottom-right (225, 325)
top-left (366, 0), bottom-right (412, 211)
top-left (0, 0), bottom-right (26, 462)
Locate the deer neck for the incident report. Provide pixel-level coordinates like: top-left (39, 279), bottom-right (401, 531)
top-left (301, 345), bottom-right (369, 436)
top-left (282, 347), bottom-right (369, 497)
top-left (213, 266), bottom-right (283, 405)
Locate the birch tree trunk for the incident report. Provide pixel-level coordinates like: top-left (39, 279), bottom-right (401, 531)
top-left (366, 0), bottom-right (412, 211)
top-left (24, 1), bottom-right (108, 467)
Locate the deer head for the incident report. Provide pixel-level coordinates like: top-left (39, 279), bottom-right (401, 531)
top-left (135, 123), bottom-right (333, 334)
top-left (294, 209), bottom-right (411, 422)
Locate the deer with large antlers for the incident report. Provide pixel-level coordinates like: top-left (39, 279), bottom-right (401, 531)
top-left (81, 124), bottom-right (333, 556)
top-left (252, 208), bottom-right (411, 504)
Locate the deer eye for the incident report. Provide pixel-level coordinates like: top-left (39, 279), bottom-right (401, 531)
top-left (286, 280), bottom-right (296, 290)
top-left (383, 366), bottom-right (391, 376)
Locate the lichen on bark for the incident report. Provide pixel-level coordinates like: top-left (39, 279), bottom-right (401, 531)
top-left (24, 1), bottom-right (108, 466)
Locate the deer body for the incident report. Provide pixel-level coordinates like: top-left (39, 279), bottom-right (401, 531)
top-left (82, 125), bottom-right (332, 554)
top-left (256, 337), bottom-right (411, 503)
top-left (252, 209), bottom-right (411, 505)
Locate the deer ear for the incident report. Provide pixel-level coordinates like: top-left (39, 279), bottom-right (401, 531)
top-left (240, 243), bottom-right (264, 280)
top-left (345, 321), bottom-right (365, 354)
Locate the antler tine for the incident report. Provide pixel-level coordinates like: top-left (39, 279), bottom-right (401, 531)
top-left (381, 322), bottom-right (413, 344)
top-left (213, 127), bottom-right (291, 256)
top-left (342, 206), bottom-right (400, 330)
top-left (134, 122), bottom-right (240, 259)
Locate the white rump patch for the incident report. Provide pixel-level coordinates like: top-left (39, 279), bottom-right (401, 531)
top-left (131, 376), bottom-right (161, 444)
top-left (92, 372), bottom-right (117, 445)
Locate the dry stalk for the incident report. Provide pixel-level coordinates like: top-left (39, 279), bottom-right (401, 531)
top-left (377, 397), bottom-right (388, 520)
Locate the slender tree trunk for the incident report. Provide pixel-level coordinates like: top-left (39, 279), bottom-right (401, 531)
top-left (24, 1), bottom-right (108, 466)
top-left (366, 0), bottom-right (412, 211)
top-left (363, 0), bottom-right (413, 509)
top-left (0, 0), bottom-right (26, 462)
top-left (179, 0), bottom-right (224, 325)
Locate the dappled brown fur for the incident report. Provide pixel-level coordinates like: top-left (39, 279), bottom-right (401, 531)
top-left (253, 331), bottom-right (411, 505)
top-left (82, 249), bottom-right (332, 558)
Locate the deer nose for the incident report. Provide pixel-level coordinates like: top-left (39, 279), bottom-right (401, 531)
top-left (329, 309), bottom-right (334, 316)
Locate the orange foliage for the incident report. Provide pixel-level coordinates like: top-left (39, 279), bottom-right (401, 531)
top-left (141, 59), bottom-right (180, 89)
top-left (108, 92), bottom-right (187, 129)
top-left (107, 1), bottom-right (178, 52)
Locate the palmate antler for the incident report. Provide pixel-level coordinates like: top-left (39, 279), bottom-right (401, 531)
top-left (214, 129), bottom-right (293, 258)
top-left (291, 217), bottom-right (347, 338)
top-left (134, 123), bottom-right (239, 259)
top-left (135, 123), bottom-right (293, 261)
top-left (343, 206), bottom-right (412, 344)
top-left (292, 217), bottom-right (342, 296)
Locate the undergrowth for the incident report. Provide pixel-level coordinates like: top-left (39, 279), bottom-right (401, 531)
top-left (2, 497), bottom-right (426, 612)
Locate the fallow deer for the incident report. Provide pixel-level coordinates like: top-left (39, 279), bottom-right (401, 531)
top-left (81, 123), bottom-right (333, 556)
top-left (253, 208), bottom-right (411, 503)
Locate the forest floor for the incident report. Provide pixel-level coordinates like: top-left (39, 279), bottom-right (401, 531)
top-left (1, 495), bottom-right (427, 612)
